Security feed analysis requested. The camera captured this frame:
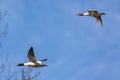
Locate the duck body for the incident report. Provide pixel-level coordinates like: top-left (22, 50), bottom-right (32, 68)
top-left (17, 47), bottom-right (47, 68)
top-left (76, 9), bottom-right (105, 27)
top-left (18, 62), bottom-right (46, 67)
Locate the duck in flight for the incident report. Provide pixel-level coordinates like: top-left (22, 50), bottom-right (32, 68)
top-left (16, 47), bottom-right (47, 67)
top-left (76, 9), bottom-right (106, 27)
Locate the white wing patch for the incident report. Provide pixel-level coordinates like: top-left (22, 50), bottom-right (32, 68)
top-left (83, 12), bottom-right (89, 16)
top-left (37, 61), bottom-right (42, 64)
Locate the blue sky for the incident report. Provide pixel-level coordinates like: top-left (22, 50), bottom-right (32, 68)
top-left (0, 0), bottom-right (120, 80)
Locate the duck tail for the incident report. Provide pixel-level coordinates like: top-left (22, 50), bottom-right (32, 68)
top-left (16, 63), bottom-right (24, 66)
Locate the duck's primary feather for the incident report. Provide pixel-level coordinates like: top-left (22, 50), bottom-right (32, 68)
top-left (28, 47), bottom-right (36, 62)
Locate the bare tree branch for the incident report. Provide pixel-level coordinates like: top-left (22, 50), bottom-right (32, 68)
top-left (31, 71), bottom-right (40, 80)
top-left (21, 68), bottom-right (41, 80)
top-left (0, 23), bottom-right (8, 37)
top-left (0, 64), bottom-right (5, 73)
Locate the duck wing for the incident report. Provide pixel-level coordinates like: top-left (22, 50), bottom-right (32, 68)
top-left (28, 47), bottom-right (37, 62)
top-left (88, 10), bottom-right (94, 16)
top-left (88, 10), bottom-right (99, 17)
top-left (96, 16), bottom-right (103, 27)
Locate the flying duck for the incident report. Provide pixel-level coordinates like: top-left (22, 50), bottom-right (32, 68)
top-left (76, 9), bottom-right (106, 27)
top-left (16, 47), bottom-right (47, 67)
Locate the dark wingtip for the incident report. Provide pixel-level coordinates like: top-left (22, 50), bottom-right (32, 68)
top-left (39, 58), bottom-right (48, 61)
top-left (30, 46), bottom-right (33, 49)
top-left (43, 58), bottom-right (48, 61)
top-left (29, 46), bottom-right (33, 51)
top-left (43, 64), bottom-right (48, 67)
